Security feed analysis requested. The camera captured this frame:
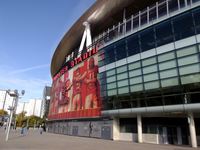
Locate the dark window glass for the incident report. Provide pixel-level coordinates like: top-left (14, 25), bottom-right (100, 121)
top-left (149, 6), bottom-right (157, 22)
top-left (127, 34), bottom-right (140, 56)
top-left (115, 39), bottom-right (127, 60)
top-left (98, 72), bottom-right (106, 79)
top-left (146, 97), bottom-right (163, 106)
top-left (126, 20), bottom-right (132, 33)
top-left (141, 11), bottom-right (147, 26)
top-left (104, 45), bottom-right (115, 64)
top-left (192, 0), bottom-right (200, 3)
top-left (133, 14), bottom-right (139, 30)
top-left (155, 20), bottom-right (174, 46)
top-left (109, 29), bottom-right (116, 41)
top-left (140, 27), bottom-right (156, 52)
top-left (173, 12), bottom-right (195, 41)
top-left (193, 8), bottom-right (200, 34)
top-left (168, 0), bottom-right (178, 13)
top-left (164, 95), bottom-right (183, 105)
top-left (99, 78), bottom-right (106, 85)
top-left (158, 1), bottom-right (167, 17)
top-left (180, 0), bottom-right (186, 8)
top-left (120, 118), bottom-right (137, 133)
top-left (190, 93), bottom-right (200, 103)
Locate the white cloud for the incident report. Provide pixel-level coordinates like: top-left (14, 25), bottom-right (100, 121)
top-left (0, 65), bottom-right (51, 101)
top-left (10, 64), bottom-right (49, 75)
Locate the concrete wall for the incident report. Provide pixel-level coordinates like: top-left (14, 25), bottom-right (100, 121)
top-left (119, 133), bottom-right (137, 142)
top-left (143, 133), bottom-right (158, 144)
top-left (48, 120), bottom-right (113, 139)
top-left (119, 133), bottom-right (158, 144)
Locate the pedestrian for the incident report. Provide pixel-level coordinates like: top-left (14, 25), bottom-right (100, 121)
top-left (39, 125), bottom-right (43, 134)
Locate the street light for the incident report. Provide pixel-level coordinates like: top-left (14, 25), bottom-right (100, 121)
top-left (2, 89), bottom-right (10, 111)
top-left (5, 89), bottom-right (25, 141)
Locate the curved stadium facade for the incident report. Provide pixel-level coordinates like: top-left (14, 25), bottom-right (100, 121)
top-left (48, 0), bottom-right (200, 147)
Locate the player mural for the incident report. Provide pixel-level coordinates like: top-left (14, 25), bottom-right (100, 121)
top-left (48, 53), bottom-right (101, 120)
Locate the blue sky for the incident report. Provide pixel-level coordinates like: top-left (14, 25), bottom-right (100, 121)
top-left (0, 0), bottom-right (95, 102)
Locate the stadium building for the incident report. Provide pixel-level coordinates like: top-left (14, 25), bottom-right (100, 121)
top-left (48, 0), bottom-right (200, 147)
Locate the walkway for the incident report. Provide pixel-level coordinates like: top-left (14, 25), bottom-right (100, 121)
top-left (0, 128), bottom-right (199, 150)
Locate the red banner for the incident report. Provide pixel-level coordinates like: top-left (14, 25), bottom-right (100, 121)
top-left (48, 54), bottom-right (101, 120)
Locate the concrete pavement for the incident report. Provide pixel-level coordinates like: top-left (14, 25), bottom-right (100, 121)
top-left (0, 128), bottom-right (199, 150)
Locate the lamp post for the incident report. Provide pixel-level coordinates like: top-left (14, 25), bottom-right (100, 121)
top-left (2, 89), bottom-right (10, 111)
top-left (5, 89), bottom-right (25, 141)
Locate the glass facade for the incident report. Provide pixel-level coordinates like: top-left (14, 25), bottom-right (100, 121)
top-left (98, 7), bottom-right (200, 111)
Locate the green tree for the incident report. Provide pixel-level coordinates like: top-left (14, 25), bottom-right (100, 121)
top-left (16, 111), bottom-right (27, 127)
top-left (0, 109), bottom-right (8, 116)
top-left (26, 115), bottom-right (42, 127)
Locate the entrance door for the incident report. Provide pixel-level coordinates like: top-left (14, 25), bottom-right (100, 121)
top-left (167, 126), bottom-right (178, 144)
top-left (101, 126), bottom-right (111, 139)
top-left (159, 126), bottom-right (188, 145)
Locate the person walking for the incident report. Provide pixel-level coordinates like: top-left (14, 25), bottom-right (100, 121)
top-left (39, 125), bottom-right (43, 135)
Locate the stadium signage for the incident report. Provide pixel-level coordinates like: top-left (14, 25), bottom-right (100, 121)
top-left (53, 47), bottom-right (97, 81)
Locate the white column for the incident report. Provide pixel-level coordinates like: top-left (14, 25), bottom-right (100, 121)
top-left (188, 112), bottom-right (197, 148)
top-left (137, 114), bottom-right (143, 143)
top-left (113, 117), bottom-right (120, 140)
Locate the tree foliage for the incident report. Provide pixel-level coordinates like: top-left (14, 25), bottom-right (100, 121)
top-left (16, 111), bottom-right (27, 127)
top-left (15, 111), bottom-right (43, 127)
top-left (0, 109), bottom-right (8, 116)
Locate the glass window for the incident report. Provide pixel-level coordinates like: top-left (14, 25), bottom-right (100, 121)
top-left (176, 45), bottom-right (197, 57)
top-left (129, 69), bottom-right (142, 78)
top-left (173, 12), bottom-right (195, 41)
top-left (107, 82), bottom-right (117, 90)
top-left (100, 84), bottom-right (107, 91)
top-left (117, 65), bottom-right (127, 73)
top-left (158, 1), bottom-right (167, 17)
top-left (181, 73), bottom-right (200, 84)
top-left (117, 72), bottom-right (128, 80)
top-left (179, 64), bottom-right (200, 75)
top-left (126, 19), bottom-right (132, 33)
top-left (145, 81), bottom-right (159, 90)
top-left (142, 57), bottom-right (157, 66)
top-left (106, 69), bottom-right (116, 77)
top-left (128, 61), bottom-right (141, 70)
top-left (161, 77), bottom-right (179, 87)
top-left (129, 76), bottom-right (143, 85)
top-left (127, 34), bottom-right (140, 56)
top-left (118, 87), bottom-right (129, 94)
top-left (180, 0), bottom-right (186, 8)
top-left (107, 76), bottom-right (116, 83)
top-left (141, 10), bottom-right (147, 26)
top-left (158, 52), bottom-right (175, 62)
top-left (100, 78), bottom-right (106, 85)
top-left (178, 55), bottom-right (199, 66)
top-left (107, 89), bottom-right (117, 96)
top-left (130, 84), bottom-right (143, 92)
top-left (146, 97), bottom-right (163, 107)
top-left (133, 14), bottom-right (139, 30)
top-left (115, 39), bottom-right (127, 60)
top-left (143, 65), bottom-right (158, 74)
top-left (140, 27), bottom-right (156, 52)
top-left (168, 0), bottom-right (178, 13)
top-left (100, 90), bottom-right (107, 97)
top-left (143, 73), bottom-right (159, 82)
top-left (149, 6), bottom-right (157, 22)
top-left (98, 60), bottom-right (105, 67)
top-left (159, 60), bottom-right (176, 70)
top-left (193, 7), bottom-right (200, 34)
top-left (155, 20), bottom-right (174, 47)
top-left (104, 45), bottom-right (115, 64)
top-left (117, 79), bottom-right (129, 87)
top-left (164, 95), bottom-right (183, 105)
top-left (160, 69), bottom-right (178, 79)
top-left (98, 72), bottom-right (106, 79)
